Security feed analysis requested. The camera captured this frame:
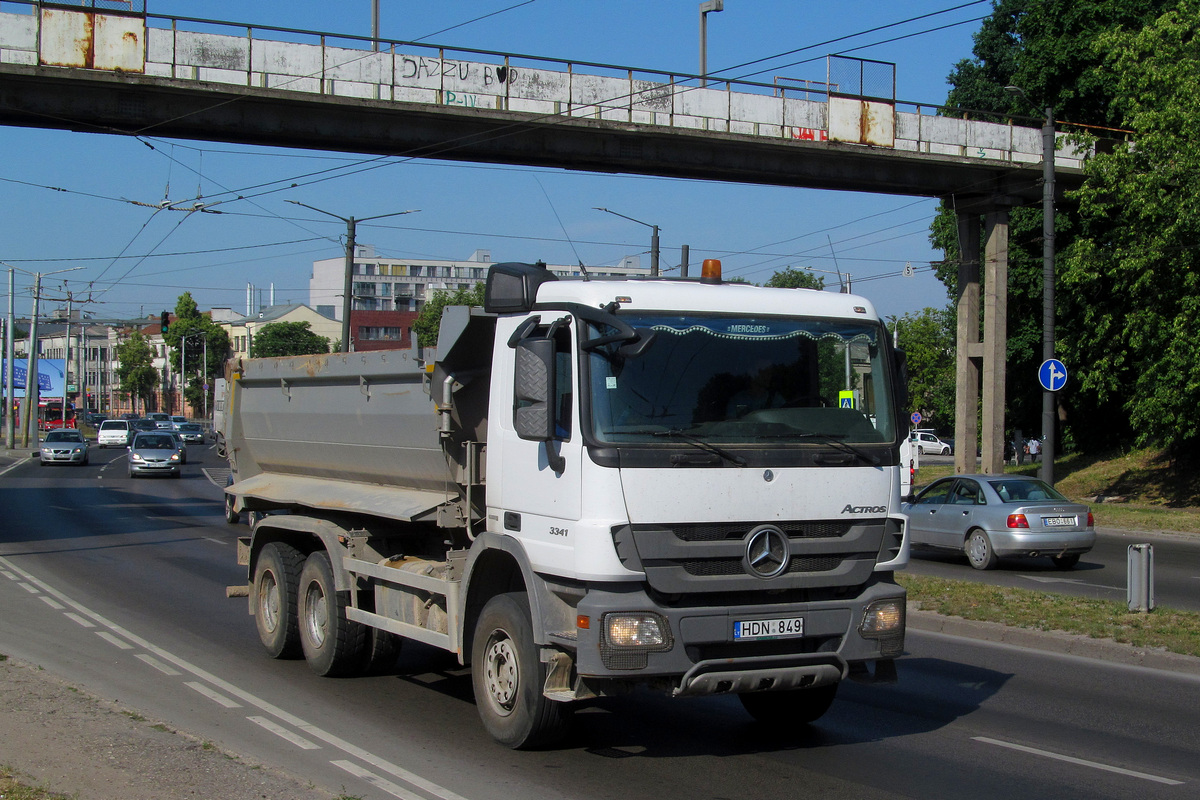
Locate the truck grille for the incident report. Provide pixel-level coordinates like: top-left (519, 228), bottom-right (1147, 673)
top-left (683, 555), bottom-right (842, 577)
top-left (615, 520), bottom-right (886, 595)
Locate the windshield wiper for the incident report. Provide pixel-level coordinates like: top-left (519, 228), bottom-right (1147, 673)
top-left (648, 428), bottom-right (747, 467)
top-left (789, 432), bottom-right (881, 465)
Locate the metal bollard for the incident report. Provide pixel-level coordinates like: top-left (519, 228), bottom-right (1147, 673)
top-left (1127, 543), bottom-right (1154, 613)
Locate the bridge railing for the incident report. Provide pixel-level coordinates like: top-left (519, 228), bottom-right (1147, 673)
top-left (1, 1), bottom-right (1084, 168)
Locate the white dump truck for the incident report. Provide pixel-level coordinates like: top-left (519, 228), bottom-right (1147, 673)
top-left (221, 260), bottom-right (909, 748)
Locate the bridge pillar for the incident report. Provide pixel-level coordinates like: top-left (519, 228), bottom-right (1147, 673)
top-left (954, 211), bottom-right (980, 475)
top-left (953, 203), bottom-right (1010, 475)
top-left (981, 209), bottom-right (1009, 474)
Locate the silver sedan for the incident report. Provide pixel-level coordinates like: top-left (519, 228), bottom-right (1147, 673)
top-left (127, 432), bottom-right (182, 478)
top-left (902, 474), bottom-right (1095, 570)
top-left (40, 429), bottom-right (89, 466)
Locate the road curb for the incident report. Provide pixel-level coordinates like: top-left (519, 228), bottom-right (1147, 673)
top-left (908, 606), bottom-right (1200, 677)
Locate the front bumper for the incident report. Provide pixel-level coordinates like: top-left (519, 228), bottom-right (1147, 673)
top-left (41, 449), bottom-right (86, 464)
top-left (130, 460), bottom-right (181, 476)
top-left (571, 575), bottom-right (905, 695)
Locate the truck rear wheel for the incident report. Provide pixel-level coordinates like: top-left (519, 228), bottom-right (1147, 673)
top-left (471, 593), bottom-right (571, 749)
top-left (298, 550), bottom-right (367, 677)
top-left (739, 682), bottom-right (838, 727)
top-left (224, 492), bottom-right (239, 524)
top-left (253, 542), bottom-right (303, 659)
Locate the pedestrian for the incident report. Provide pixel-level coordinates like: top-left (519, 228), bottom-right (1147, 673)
top-left (1028, 437), bottom-right (1041, 462)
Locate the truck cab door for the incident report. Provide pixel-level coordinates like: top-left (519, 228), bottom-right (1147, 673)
top-left (495, 316), bottom-right (582, 566)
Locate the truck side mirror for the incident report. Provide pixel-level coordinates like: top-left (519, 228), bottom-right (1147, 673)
top-left (513, 336), bottom-right (556, 442)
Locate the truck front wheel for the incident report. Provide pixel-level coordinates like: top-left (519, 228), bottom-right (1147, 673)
top-left (739, 682), bottom-right (838, 727)
top-left (254, 542), bottom-right (303, 659)
top-left (298, 551), bottom-right (367, 677)
top-left (471, 593), bottom-right (571, 749)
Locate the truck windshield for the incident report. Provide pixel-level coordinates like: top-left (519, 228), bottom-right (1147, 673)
top-left (586, 313), bottom-right (897, 445)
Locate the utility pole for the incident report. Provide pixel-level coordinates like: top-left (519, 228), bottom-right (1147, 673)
top-left (699, 1), bottom-right (724, 88)
top-left (20, 272), bottom-right (42, 447)
top-left (593, 207), bottom-right (661, 277)
top-left (62, 290), bottom-right (71, 425)
top-left (5, 268), bottom-right (14, 449)
top-left (286, 201), bottom-right (419, 352)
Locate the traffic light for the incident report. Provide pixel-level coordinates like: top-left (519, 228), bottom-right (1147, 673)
top-left (161, 311), bottom-right (170, 333)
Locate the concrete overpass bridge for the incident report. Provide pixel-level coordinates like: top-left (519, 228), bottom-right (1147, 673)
top-left (0, 2), bottom-right (1089, 472)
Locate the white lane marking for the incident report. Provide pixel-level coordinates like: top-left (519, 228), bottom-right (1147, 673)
top-left (64, 612), bottom-right (95, 628)
top-left (135, 653), bottom-right (182, 676)
top-left (248, 715), bottom-right (321, 750)
top-left (39, 596), bottom-right (66, 610)
top-left (186, 681), bottom-right (241, 709)
top-left (973, 737), bottom-right (1185, 785)
top-left (96, 631), bottom-right (134, 650)
top-left (332, 760), bottom-right (424, 800)
top-left (0, 554), bottom-right (472, 800)
top-left (1, 570), bottom-right (17, 580)
top-left (18, 582), bottom-right (39, 594)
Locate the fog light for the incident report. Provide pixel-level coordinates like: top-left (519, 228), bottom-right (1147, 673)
top-left (860, 599), bottom-right (904, 636)
top-left (605, 613), bottom-right (667, 648)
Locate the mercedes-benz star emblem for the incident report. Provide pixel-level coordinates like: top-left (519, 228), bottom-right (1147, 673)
top-left (744, 525), bottom-right (789, 579)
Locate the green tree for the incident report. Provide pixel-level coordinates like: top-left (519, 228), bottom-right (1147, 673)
top-left (116, 331), bottom-right (157, 414)
top-left (764, 267), bottom-right (825, 290)
top-left (1061, 0), bottom-right (1200, 452)
top-left (413, 283), bottom-right (486, 348)
top-left (162, 292), bottom-right (231, 417)
top-left (250, 321), bottom-right (331, 358)
top-left (932, 0), bottom-right (1175, 450)
top-left (890, 308), bottom-right (957, 431)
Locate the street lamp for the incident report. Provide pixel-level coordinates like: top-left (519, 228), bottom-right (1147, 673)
top-left (1006, 84), bottom-right (1057, 485)
top-left (286, 200), bottom-right (419, 352)
top-left (699, 1), bottom-right (724, 88)
top-left (593, 207), bottom-right (660, 276)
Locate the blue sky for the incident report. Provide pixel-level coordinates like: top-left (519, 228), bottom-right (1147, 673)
top-left (0, 0), bottom-right (990, 323)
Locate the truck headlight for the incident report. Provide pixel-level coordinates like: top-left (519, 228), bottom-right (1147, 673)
top-left (604, 613), bottom-right (668, 648)
top-left (859, 599), bottom-right (904, 636)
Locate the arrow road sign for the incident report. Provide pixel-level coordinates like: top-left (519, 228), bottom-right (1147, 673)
top-left (1039, 359), bottom-right (1068, 392)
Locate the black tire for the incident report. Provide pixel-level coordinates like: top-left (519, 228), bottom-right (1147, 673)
top-left (1051, 553), bottom-right (1081, 570)
top-left (739, 682), bottom-right (838, 727)
top-left (471, 592), bottom-right (571, 749)
top-left (298, 551), bottom-right (367, 677)
top-left (254, 542), bottom-right (304, 659)
top-left (224, 492), bottom-right (240, 524)
top-left (362, 628), bottom-right (403, 674)
top-left (965, 529), bottom-right (998, 570)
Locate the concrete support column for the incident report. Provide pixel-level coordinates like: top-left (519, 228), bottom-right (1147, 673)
top-left (981, 209), bottom-right (1009, 474)
top-left (954, 211), bottom-right (980, 475)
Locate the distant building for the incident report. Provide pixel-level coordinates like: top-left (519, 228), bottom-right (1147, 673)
top-left (309, 247), bottom-right (649, 319)
top-left (349, 309), bottom-right (421, 351)
top-left (220, 303), bottom-right (340, 358)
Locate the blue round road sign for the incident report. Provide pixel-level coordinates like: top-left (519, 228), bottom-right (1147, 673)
top-left (1039, 359), bottom-right (1068, 392)
top-left (910, 412), bottom-right (923, 426)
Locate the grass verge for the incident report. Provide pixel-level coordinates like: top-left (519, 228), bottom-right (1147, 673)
top-left (0, 766), bottom-right (76, 800)
top-left (899, 573), bottom-right (1200, 658)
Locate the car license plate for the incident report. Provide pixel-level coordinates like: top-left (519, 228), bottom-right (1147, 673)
top-left (1042, 516), bottom-right (1077, 527)
top-left (733, 617), bottom-right (804, 640)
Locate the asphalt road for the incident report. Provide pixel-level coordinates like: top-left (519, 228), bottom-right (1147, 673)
top-left (2, 443), bottom-right (1199, 799)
